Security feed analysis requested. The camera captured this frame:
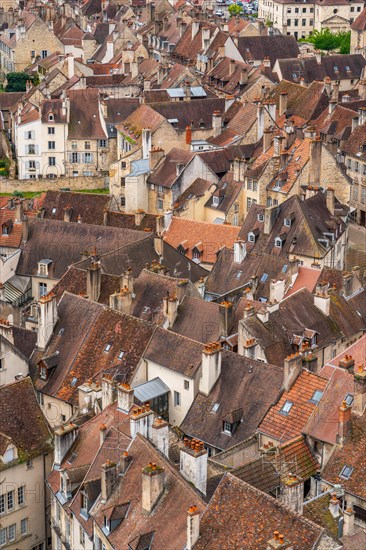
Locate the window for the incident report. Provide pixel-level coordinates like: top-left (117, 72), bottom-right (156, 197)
top-left (260, 272), bottom-right (268, 283)
top-left (248, 232), bottom-right (255, 243)
top-left (294, 7), bottom-right (299, 13)
top-left (104, 344), bottom-right (112, 352)
top-left (7, 490), bottom-right (14, 511)
top-left (39, 282), bottom-right (47, 297)
top-left (258, 213), bottom-right (264, 222)
top-left (345, 393), bottom-right (354, 406)
top-left (48, 141), bottom-right (55, 150)
top-left (41, 50), bottom-right (48, 58)
top-left (287, 18), bottom-right (291, 25)
top-left (48, 113), bottom-right (54, 121)
top-left (280, 400), bottom-right (293, 415)
top-left (353, 186), bottom-right (359, 201)
top-left (121, 177), bottom-right (126, 187)
top-left (48, 157), bottom-right (56, 166)
top-left (26, 144), bottom-right (36, 154)
top-left (2, 224), bottom-right (9, 236)
top-left (0, 527), bottom-right (5, 546)
top-left (302, 18), bottom-right (306, 25)
top-left (26, 459), bottom-right (33, 469)
top-left (29, 160), bottom-right (36, 169)
top-left (302, 7), bottom-right (306, 12)
top-left (121, 161), bottom-right (126, 168)
top-left (79, 526), bottom-right (85, 546)
top-left (48, 127), bottom-right (55, 135)
top-left (99, 139), bottom-right (107, 147)
top-left (309, 390), bottom-right (323, 404)
top-left (275, 238), bottom-right (282, 248)
top-left (184, 380), bottom-right (189, 390)
top-left (174, 391), bottom-right (181, 407)
top-left (71, 141), bottom-right (77, 150)
top-left (339, 465), bottom-right (353, 480)
top-left (118, 350), bottom-right (125, 360)
top-left (157, 198), bottom-right (163, 210)
top-left (84, 152), bottom-right (92, 163)
top-left (121, 197), bottom-right (126, 207)
top-left (234, 203), bottom-right (239, 213)
top-left (20, 518), bottom-right (28, 536)
top-left (18, 485), bottom-right (25, 505)
top-left (284, 218), bottom-right (292, 227)
top-left (0, 495), bottom-right (4, 514)
top-left (40, 365), bottom-right (47, 380)
top-left (223, 421), bottom-right (232, 434)
top-left (81, 492), bottom-right (88, 512)
top-left (212, 196), bottom-right (219, 207)
top-left (294, 18), bottom-right (298, 26)
top-left (361, 187), bottom-right (366, 204)
top-left (26, 130), bottom-right (34, 139)
top-left (85, 141), bottom-right (91, 150)
top-left (4, 447), bottom-right (14, 463)
top-left (71, 152), bottom-right (79, 163)
top-left (212, 403), bottom-right (220, 413)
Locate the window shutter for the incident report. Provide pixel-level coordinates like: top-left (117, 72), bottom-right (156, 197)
top-left (25, 145), bottom-right (28, 154)
top-left (36, 162), bottom-right (40, 170)
top-left (25, 161), bottom-right (29, 169)
top-left (35, 145), bottom-right (39, 154)
top-left (31, 130), bottom-right (35, 139)
top-left (81, 153), bottom-right (85, 163)
top-left (24, 131), bottom-right (28, 139)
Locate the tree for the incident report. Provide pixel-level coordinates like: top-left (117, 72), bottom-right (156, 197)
top-left (5, 72), bottom-right (39, 92)
top-left (300, 29), bottom-right (351, 54)
top-left (228, 3), bottom-right (243, 17)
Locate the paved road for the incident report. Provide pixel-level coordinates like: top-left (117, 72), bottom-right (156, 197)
top-left (346, 223), bottom-right (366, 271)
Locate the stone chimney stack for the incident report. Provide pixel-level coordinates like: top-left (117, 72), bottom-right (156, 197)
top-left (109, 287), bottom-right (132, 315)
top-left (283, 353), bottom-right (302, 392)
top-left (117, 383), bottom-right (134, 413)
top-left (156, 214), bottom-right (164, 236)
top-left (354, 363), bottom-right (366, 415)
top-left (329, 493), bottom-right (340, 518)
top-left (100, 423), bottom-right (107, 447)
top-left (37, 292), bottom-right (58, 350)
top-left (180, 438), bottom-right (207, 495)
top-left (279, 92), bottom-right (288, 116)
top-left (269, 279), bottom-right (285, 304)
top-left (163, 292), bottom-right (178, 328)
top-left (142, 462), bottom-right (165, 512)
top-left (63, 205), bottom-right (73, 222)
top-left (22, 214), bottom-right (29, 243)
top-left (343, 507), bottom-right (355, 537)
top-left (326, 187), bottom-right (335, 216)
top-left (101, 375), bottom-right (117, 409)
top-left (130, 404), bottom-right (154, 439)
top-left (142, 129), bottom-right (152, 160)
top-left (121, 267), bottom-right (134, 293)
top-left (151, 417), bottom-right (169, 457)
top-left (101, 460), bottom-right (118, 502)
top-left (281, 474), bottom-right (304, 515)
top-left (199, 342), bottom-right (222, 396)
top-left (314, 283), bottom-right (331, 316)
top-left (54, 423), bottom-right (78, 468)
top-left (219, 301), bottom-right (233, 338)
top-left (263, 128), bottom-right (273, 151)
top-left (186, 506), bottom-right (200, 550)
top-left (234, 240), bottom-right (246, 263)
top-left (212, 111), bottom-right (222, 137)
top-left (14, 198), bottom-right (23, 223)
top-left (263, 205), bottom-right (279, 235)
top-left (309, 138), bottom-right (322, 185)
top-left (337, 399), bottom-right (352, 446)
top-left (87, 261), bottom-right (101, 302)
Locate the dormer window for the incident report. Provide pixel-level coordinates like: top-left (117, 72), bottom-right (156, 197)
top-left (257, 213), bottom-right (264, 222)
top-left (48, 113), bottom-right (54, 122)
top-left (80, 491), bottom-right (89, 519)
top-left (284, 218), bottom-right (292, 227)
top-left (223, 421), bottom-right (233, 434)
top-left (275, 237), bottom-right (283, 248)
top-left (2, 223), bottom-right (10, 235)
top-left (38, 259), bottom-right (52, 277)
top-left (212, 196), bottom-right (219, 207)
top-left (248, 232), bottom-right (256, 243)
top-left (118, 350), bottom-right (125, 360)
top-left (39, 365), bottom-right (47, 380)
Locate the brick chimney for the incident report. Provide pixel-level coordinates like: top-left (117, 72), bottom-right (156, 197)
top-left (199, 342), bottom-right (222, 396)
top-left (180, 438), bottom-right (207, 495)
top-left (54, 423), bottom-right (78, 468)
top-left (219, 301), bottom-right (233, 338)
top-left (267, 532), bottom-right (293, 549)
top-left (130, 404), bottom-right (154, 439)
top-left (151, 417), bottom-right (169, 457)
top-left (101, 375), bottom-right (117, 409)
top-left (142, 462), bottom-right (165, 512)
top-left (163, 291), bottom-right (178, 328)
top-left (109, 287), bottom-right (132, 315)
top-left (63, 205), bottom-right (73, 222)
top-left (186, 125), bottom-right (192, 145)
top-left (338, 354), bottom-right (355, 372)
top-left (121, 267), bottom-right (134, 293)
top-left (37, 292), bottom-right (58, 350)
top-left (281, 474), bottom-right (304, 515)
top-left (354, 364), bottom-right (366, 415)
top-left (343, 507), bottom-right (355, 537)
top-left (283, 353), bottom-right (302, 391)
top-left (329, 493), bottom-right (340, 518)
top-left (87, 261), bottom-right (101, 302)
top-left (186, 505), bottom-right (200, 550)
top-left (337, 400), bottom-right (351, 446)
top-left (101, 460), bottom-right (118, 502)
top-left (117, 383), bottom-right (134, 413)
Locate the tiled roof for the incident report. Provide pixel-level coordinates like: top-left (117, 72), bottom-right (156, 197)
top-left (277, 54), bottom-right (366, 84)
top-left (171, 296), bottom-right (222, 343)
top-left (303, 494), bottom-right (338, 539)
top-left (0, 377), bottom-right (52, 462)
top-left (322, 413), bottom-right (366, 499)
top-left (259, 370), bottom-right (328, 442)
top-left (40, 191), bottom-right (111, 224)
top-left (285, 267), bottom-right (322, 298)
top-left (270, 435), bottom-right (320, 480)
top-left (151, 97), bottom-right (226, 131)
top-left (328, 334), bottom-right (366, 370)
top-left (67, 89), bottom-right (107, 140)
top-left (237, 35), bottom-right (300, 67)
top-left (0, 209), bottom-right (23, 248)
top-left (271, 80), bottom-right (329, 122)
top-left (52, 265), bottom-right (120, 305)
top-left (195, 474), bottom-right (323, 549)
top-left (147, 148), bottom-right (194, 188)
top-left (351, 7), bottom-right (366, 30)
top-left (231, 458), bottom-right (280, 494)
top-left (164, 217), bottom-right (240, 264)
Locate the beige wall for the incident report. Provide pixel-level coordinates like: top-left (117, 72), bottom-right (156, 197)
top-left (14, 20), bottom-right (64, 72)
top-left (38, 392), bottom-right (74, 428)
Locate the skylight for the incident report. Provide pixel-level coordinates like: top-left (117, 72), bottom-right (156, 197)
top-left (344, 393), bottom-right (354, 407)
top-left (339, 465), bottom-right (353, 480)
top-left (280, 400), bottom-right (293, 415)
top-left (104, 344), bottom-right (112, 352)
top-left (118, 350), bottom-right (125, 360)
top-left (260, 273), bottom-right (268, 283)
top-left (212, 403), bottom-right (220, 413)
top-left (309, 389), bottom-right (323, 404)
top-left (71, 377), bottom-right (78, 387)
top-left (282, 265), bottom-right (288, 273)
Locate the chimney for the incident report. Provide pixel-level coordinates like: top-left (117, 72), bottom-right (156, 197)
top-left (314, 290), bottom-right (330, 316)
top-left (240, 67), bottom-right (248, 85)
top-left (328, 100), bottom-right (336, 115)
top-left (309, 138), bottom-right (322, 185)
top-left (67, 54), bottom-right (74, 79)
top-left (156, 215), bottom-right (164, 237)
top-left (151, 417), bottom-right (169, 457)
top-left (192, 21), bottom-right (200, 40)
top-left (97, 423), bottom-right (107, 448)
top-left (263, 128), bottom-right (273, 151)
top-left (14, 199), bottom-right (23, 223)
top-left (257, 306), bottom-right (269, 323)
top-left (234, 240), bottom-right (246, 263)
top-left (37, 292), bottom-right (57, 350)
top-left (281, 475), bottom-right (304, 515)
top-left (326, 187), bottom-right (335, 216)
top-left (283, 353), bottom-right (302, 391)
top-left (109, 287), bottom-right (132, 315)
top-left (269, 279), bottom-right (285, 303)
top-left (154, 235), bottom-right (164, 257)
top-left (257, 104), bottom-right (264, 140)
top-left (149, 147), bottom-right (165, 171)
top-left (54, 423), bottom-right (78, 468)
top-left (329, 493), bottom-right (340, 518)
top-left (279, 92), bottom-right (288, 116)
top-left (117, 383), bottom-right (134, 413)
top-left (338, 354), bottom-right (355, 372)
top-left (354, 364), bottom-right (366, 415)
top-left (212, 111), bottom-right (222, 137)
top-left (163, 292), bottom-right (178, 328)
top-left (142, 462), bottom-right (165, 512)
top-left (22, 215), bottom-right (29, 242)
top-left (63, 205), bottom-right (73, 222)
top-left (359, 79), bottom-right (366, 100)
top-left (183, 80), bottom-right (191, 100)
top-left (337, 400), bottom-right (351, 446)
top-left (186, 125), bottom-right (192, 145)
top-left (229, 59), bottom-right (236, 76)
top-left (197, 277), bottom-right (205, 298)
top-left (130, 405), bottom-right (154, 439)
top-left (147, 2), bottom-right (155, 22)
top-left (267, 532), bottom-right (293, 549)
top-left (144, 79), bottom-right (151, 91)
top-left (134, 209), bottom-right (145, 226)
top-left (142, 128), bottom-right (152, 159)
top-left (352, 116), bottom-right (359, 132)
top-left (121, 267), bottom-right (134, 293)
top-left (101, 375), bottom-right (117, 409)
top-left (180, 439), bottom-right (207, 495)
top-left (101, 460), bottom-right (118, 502)
top-left (264, 205), bottom-right (278, 235)
top-left (87, 261), bottom-right (101, 302)
top-left (199, 342), bottom-right (222, 396)
top-left (343, 507), bottom-right (355, 537)
top-left (219, 301), bottom-right (233, 338)
top-left (186, 506), bottom-right (200, 550)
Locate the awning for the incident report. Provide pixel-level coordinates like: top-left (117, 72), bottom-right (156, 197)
top-left (133, 377), bottom-right (170, 403)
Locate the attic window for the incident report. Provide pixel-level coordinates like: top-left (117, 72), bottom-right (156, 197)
top-left (309, 389), bottom-right (323, 404)
top-left (284, 218), bottom-right (292, 227)
top-left (118, 350), bottom-right (125, 360)
top-left (52, 208), bottom-right (57, 214)
top-left (212, 196), bottom-right (220, 207)
top-left (248, 232), bottom-right (256, 243)
top-left (344, 393), bottom-right (354, 406)
top-left (39, 365), bottom-right (47, 380)
top-left (275, 237), bottom-right (283, 248)
top-left (48, 113), bottom-right (54, 121)
top-left (2, 224), bottom-right (9, 235)
top-left (333, 65), bottom-right (339, 72)
top-left (339, 465), bottom-right (353, 480)
top-left (279, 400), bottom-right (293, 415)
top-left (257, 213), bottom-right (264, 222)
top-left (223, 420), bottom-right (233, 434)
top-left (212, 403), bottom-right (220, 413)
top-left (345, 66), bottom-right (350, 72)
top-left (104, 344), bottom-right (112, 352)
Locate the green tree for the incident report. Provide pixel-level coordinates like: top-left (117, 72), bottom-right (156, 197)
top-left (228, 3), bottom-right (243, 17)
top-left (5, 72), bottom-right (39, 92)
top-left (300, 29), bottom-right (350, 54)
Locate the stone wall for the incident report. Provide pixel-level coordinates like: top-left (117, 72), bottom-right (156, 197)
top-left (0, 174), bottom-right (108, 193)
